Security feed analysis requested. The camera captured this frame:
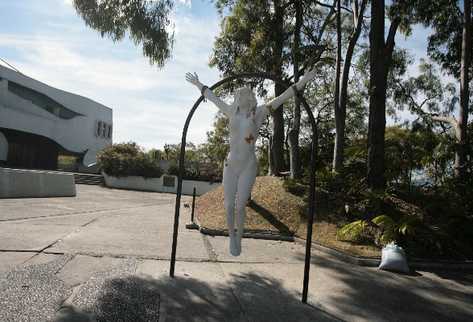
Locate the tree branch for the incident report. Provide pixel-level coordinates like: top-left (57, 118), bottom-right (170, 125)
top-left (314, 0), bottom-right (353, 13)
top-left (385, 17), bottom-right (401, 57)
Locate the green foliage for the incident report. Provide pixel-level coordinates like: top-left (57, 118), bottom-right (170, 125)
top-left (336, 220), bottom-right (368, 243)
top-left (166, 163), bottom-right (179, 176)
top-left (211, 0), bottom-right (290, 92)
top-left (413, 0), bottom-right (472, 78)
top-left (97, 142), bottom-right (163, 178)
top-left (372, 214), bottom-right (420, 245)
top-left (338, 214), bottom-right (421, 246)
top-left (160, 141), bottom-right (222, 181)
top-left (200, 112), bottom-right (229, 172)
top-left (166, 162), bottom-right (204, 181)
top-left (57, 155), bottom-right (78, 171)
top-left (72, 0), bottom-right (174, 66)
top-left (147, 148), bottom-right (163, 161)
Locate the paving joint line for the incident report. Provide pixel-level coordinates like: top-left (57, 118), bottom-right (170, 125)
top-left (201, 234), bottom-right (219, 262)
top-left (1, 249), bottom-right (298, 265)
top-left (0, 202), bottom-right (171, 223)
top-left (216, 261), bottom-right (250, 322)
top-left (19, 216), bottom-right (99, 265)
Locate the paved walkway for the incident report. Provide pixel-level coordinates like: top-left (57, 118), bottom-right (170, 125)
top-left (0, 185), bottom-right (472, 321)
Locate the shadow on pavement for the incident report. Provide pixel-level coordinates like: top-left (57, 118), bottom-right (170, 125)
top-left (419, 268), bottom-right (473, 286)
top-left (296, 253), bottom-right (473, 322)
top-left (56, 272), bottom-right (340, 322)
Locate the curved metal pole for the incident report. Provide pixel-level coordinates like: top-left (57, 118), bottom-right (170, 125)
top-left (299, 97), bottom-right (318, 304)
top-left (169, 73), bottom-right (318, 305)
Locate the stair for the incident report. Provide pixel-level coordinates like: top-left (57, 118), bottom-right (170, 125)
top-left (73, 173), bottom-right (104, 185)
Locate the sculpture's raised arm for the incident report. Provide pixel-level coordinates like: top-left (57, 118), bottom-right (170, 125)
top-left (264, 64), bottom-right (319, 112)
top-left (185, 72), bottom-right (232, 117)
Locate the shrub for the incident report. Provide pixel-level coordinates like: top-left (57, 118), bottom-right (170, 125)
top-left (337, 214), bottom-right (421, 247)
top-left (166, 162), bottom-right (221, 182)
top-left (336, 220), bottom-right (369, 243)
top-left (97, 142), bottom-right (163, 178)
top-left (167, 163), bottom-right (179, 176)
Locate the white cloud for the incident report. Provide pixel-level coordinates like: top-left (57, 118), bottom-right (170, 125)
top-left (0, 6), bottom-right (222, 150)
top-left (177, 0), bottom-right (192, 8)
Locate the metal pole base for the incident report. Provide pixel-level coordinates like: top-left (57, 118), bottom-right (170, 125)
top-left (185, 222), bottom-right (199, 230)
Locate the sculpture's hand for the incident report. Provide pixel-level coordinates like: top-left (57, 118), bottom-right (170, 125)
top-left (185, 72), bottom-right (201, 87)
top-left (301, 67), bottom-right (317, 84)
top-left (295, 64), bottom-right (320, 91)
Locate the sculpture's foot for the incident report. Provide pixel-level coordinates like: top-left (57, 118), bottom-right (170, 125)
top-left (229, 234), bottom-right (241, 256)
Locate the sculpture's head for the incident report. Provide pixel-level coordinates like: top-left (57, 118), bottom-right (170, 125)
top-left (235, 87), bottom-right (257, 113)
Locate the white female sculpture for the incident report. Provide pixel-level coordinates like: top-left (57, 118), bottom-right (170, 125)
top-left (186, 68), bottom-right (318, 256)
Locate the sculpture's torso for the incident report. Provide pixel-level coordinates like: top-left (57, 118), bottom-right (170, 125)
top-left (226, 107), bottom-right (261, 171)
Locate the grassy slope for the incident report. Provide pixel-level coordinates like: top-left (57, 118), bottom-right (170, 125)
top-left (196, 176), bottom-right (380, 258)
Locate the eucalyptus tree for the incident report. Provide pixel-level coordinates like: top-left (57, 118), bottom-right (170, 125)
top-left (72, 0), bottom-right (174, 66)
top-left (392, 59), bottom-right (462, 180)
top-left (211, 0), bottom-right (293, 175)
top-left (414, 0), bottom-right (472, 178)
top-left (288, 0), bottom-right (304, 179)
top-left (332, 0), bottom-right (368, 173)
top-left (367, 0), bottom-right (420, 190)
top-left (210, 0), bottom-right (336, 176)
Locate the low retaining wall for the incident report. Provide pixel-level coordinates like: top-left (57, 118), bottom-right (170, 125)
top-left (103, 173), bottom-right (220, 196)
top-left (0, 167), bottom-right (76, 198)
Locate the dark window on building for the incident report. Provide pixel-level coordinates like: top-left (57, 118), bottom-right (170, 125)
top-left (107, 125), bottom-right (112, 139)
top-left (101, 122), bottom-right (107, 137)
top-left (96, 121), bottom-right (102, 137)
top-left (8, 81), bottom-right (83, 119)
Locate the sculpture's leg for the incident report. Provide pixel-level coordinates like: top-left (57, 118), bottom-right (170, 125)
top-left (234, 161), bottom-right (257, 256)
top-left (223, 164), bottom-right (239, 256)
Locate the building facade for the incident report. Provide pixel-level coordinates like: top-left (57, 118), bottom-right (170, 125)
top-left (0, 65), bottom-right (112, 171)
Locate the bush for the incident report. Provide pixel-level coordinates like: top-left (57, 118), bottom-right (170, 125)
top-left (97, 142), bottom-right (163, 178)
top-left (337, 214), bottom-right (421, 247)
top-left (166, 162), bottom-right (221, 182)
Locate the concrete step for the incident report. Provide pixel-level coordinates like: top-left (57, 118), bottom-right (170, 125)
top-left (73, 173), bottom-right (104, 186)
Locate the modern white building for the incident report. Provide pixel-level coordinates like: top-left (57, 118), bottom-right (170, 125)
top-left (0, 65), bottom-right (112, 171)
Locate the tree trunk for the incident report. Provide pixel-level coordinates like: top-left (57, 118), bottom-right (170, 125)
top-left (333, 0), bottom-right (367, 173)
top-left (367, 0), bottom-right (400, 190)
top-left (332, 0), bottom-right (343, 173)
top-left (456, 0), bottom-right (471, 178)
top-left (271, 82), bottom-right (286, 175)
top-left (267, 137), bottom-right (273, 176)
top-left (288, 0), bottom-right (302, 179)
top-left (270, 0), bottom-right (286, 176)
top-left (367, 0), bottom-right (387, 190)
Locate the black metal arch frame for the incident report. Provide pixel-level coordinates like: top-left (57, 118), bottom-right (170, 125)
top-left (169, 72), bottom-right (318, 303)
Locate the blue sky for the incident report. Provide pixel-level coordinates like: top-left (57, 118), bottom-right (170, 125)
top-left (0, 0), bottom-right (435, 149)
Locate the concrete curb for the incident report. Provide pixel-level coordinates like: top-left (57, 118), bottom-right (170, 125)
top-left (407, 258), bottom-right (473, 271)
top-left (293, 237), bottom-right (380, 267)
top-left (294, 237), bottom-right (473, 271)
top-left (195, 225), bottom-right (473, 271)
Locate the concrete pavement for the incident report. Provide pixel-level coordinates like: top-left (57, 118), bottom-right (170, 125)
top-left (0, 185), bottom-right (472, 321)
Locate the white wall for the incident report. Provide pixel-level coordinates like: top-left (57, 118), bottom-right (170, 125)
top-left (181, 179), bottom-right (221, 196)
top-left (0, 168), bottom-right (76, 198)
top-left (0, 65), bottom-right (112, 166)
top-left (103, 173), bottom-right (220, 196)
